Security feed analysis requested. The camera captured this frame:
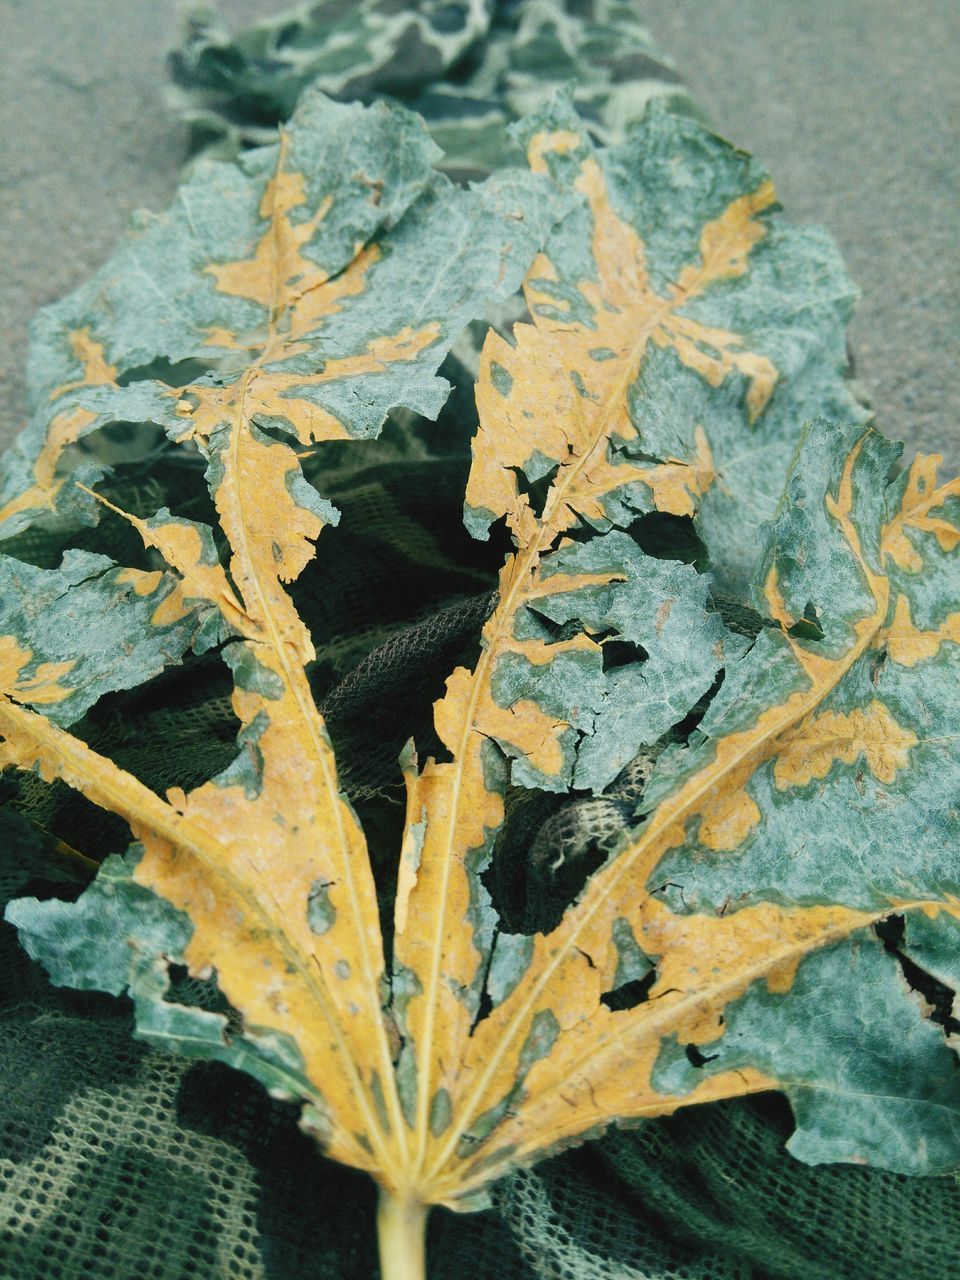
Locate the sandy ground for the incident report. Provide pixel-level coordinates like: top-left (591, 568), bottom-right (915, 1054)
top-left (1, 0), bottom-right (957, 463)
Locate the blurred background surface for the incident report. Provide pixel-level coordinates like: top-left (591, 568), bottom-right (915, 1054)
top-left (1, 0), bottom-right (957, 460)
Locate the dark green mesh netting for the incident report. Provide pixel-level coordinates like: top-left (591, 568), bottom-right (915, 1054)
top-left (3, 1), bottom-right (960, 1275)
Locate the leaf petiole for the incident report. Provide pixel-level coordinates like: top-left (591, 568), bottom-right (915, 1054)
top-left (377, 1190), bottom-right (429, 1280)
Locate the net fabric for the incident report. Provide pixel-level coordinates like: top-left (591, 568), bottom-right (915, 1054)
top-left (496, 1095), bottom-right (960, 1280)
top-left (593, 1100), bottom-right (960, 1280)
top-left (495, 1161), bottom-right (747, 1280)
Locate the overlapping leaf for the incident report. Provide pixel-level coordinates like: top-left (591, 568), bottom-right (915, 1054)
top-left (169, 0), bottom-right (695, 180)
top-left (1, 84), bottom-right (959, 1280)
top-left (171, 0), bottom-right (495, 148)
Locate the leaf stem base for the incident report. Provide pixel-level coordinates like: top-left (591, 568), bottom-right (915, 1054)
top-left (377, 1190), bottom-right (429, 1280)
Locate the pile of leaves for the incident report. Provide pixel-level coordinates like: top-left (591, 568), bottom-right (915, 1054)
top-left (1, 3), bottom-right (959, 1278)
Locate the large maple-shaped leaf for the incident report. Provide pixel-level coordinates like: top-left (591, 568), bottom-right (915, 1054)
top-left (3, 91), bottom-right (959, 1280)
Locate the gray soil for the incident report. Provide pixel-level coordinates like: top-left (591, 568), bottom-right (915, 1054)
top-left (1, 0), bottom-right (957, 462)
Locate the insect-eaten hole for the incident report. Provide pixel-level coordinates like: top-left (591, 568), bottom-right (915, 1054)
top-left (116, 355), bottom-right (215, 389)
top-left (787, 600), bottom-right (824, 642)
top-left (528, 608), bottom-right (592, 646)
top-left (510, 463), bottom-right (560, 520)
top-left (684, 1043), bottom-right (719, 1068)
top-left (0, 869), bottom-right (89, 905)
top-left (53, 420), bottom-right (177, 495)
top-left (629, 511), bottom-right (708, 567)
top-left (870, 645), bottom-right (888, 684)
top-left (163, 962), bottom-right (232, 1020)
top-left (668, 667), bottom-right (726, 745)
top-left (601, 638), bottom-right (649, 672)
top-left (601, 969), bottom-right (657, 1012)
top-left (75, 648), bottom-right (239, 797)
top-left (876, 915), bottom-right (960, 1037)
top-left (275, 19), bottom-right (306, 51)
top-left (875, 914), bottom-right (906, 949)
top-left (559, 510), bottom-right (708, 564)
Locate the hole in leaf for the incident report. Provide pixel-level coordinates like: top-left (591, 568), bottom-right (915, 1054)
top-left (510, 462), bottom-right (560, 520)
top-left (252, 421), bottom-right (297, 448)
top-left (275, 20), bottom-right (306, 49)
top-left (685, 1043), bottom-right (719, 1068)
top-left (601, 969), bottom-right (657, 1012)
top-left (708, 591), bottom-right (766, 639)
top-left (629, 511), bottom-right (707, 567)
top-left (870, 645), bottom-right (888, 685)
top-left (667, 667), bottom-right (726, 746)
top-left (486, 787), bottom-right (626, 934)
top-left (473, 985), bottom-right (494, 1030)
top-left (876, 916), bottom-right (960, 1037)
top-left (65, 646), bottom-right (239, 815)
top-left (528, 609), bottom-right (590, 645)
top-left (1, 872), bottom-right (88, 905)
top-left (875, 915), bottom-right (905, 948)
top-left (787, 600), bottom-right (824, 641)
top-left (601, 639), bottom-right (649, 672)
top-left (116, 356), bottom-right (214, 389)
